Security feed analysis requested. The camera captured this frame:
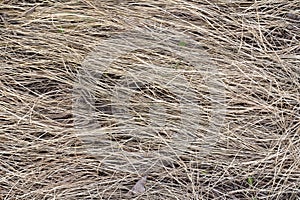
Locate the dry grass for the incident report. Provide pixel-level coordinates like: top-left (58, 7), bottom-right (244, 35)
top-left (1, 0), bottom-right (299, 199)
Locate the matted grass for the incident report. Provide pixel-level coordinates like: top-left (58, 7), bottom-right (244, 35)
top-left (0, 1), bottom-right (299, 199)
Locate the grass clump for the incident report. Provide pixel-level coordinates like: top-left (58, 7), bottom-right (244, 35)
top-left (0, 0), bottom-right (299, 199)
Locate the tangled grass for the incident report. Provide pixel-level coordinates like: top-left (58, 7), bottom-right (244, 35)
top-left (0, 0), bottom-right (299, 199)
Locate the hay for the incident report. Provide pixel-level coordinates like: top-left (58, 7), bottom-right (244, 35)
top-left (1, 0), bottom-right (299, 199)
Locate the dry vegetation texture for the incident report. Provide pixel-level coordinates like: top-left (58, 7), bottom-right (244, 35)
top-left (1, 0), bottom-right (300, 199)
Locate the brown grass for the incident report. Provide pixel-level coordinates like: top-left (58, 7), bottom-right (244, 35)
top-left (0, 0), bottom-right (299, 199)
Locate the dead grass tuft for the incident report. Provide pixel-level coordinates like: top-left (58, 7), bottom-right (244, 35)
top-left (1, 0), bottom-right (299, 199)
